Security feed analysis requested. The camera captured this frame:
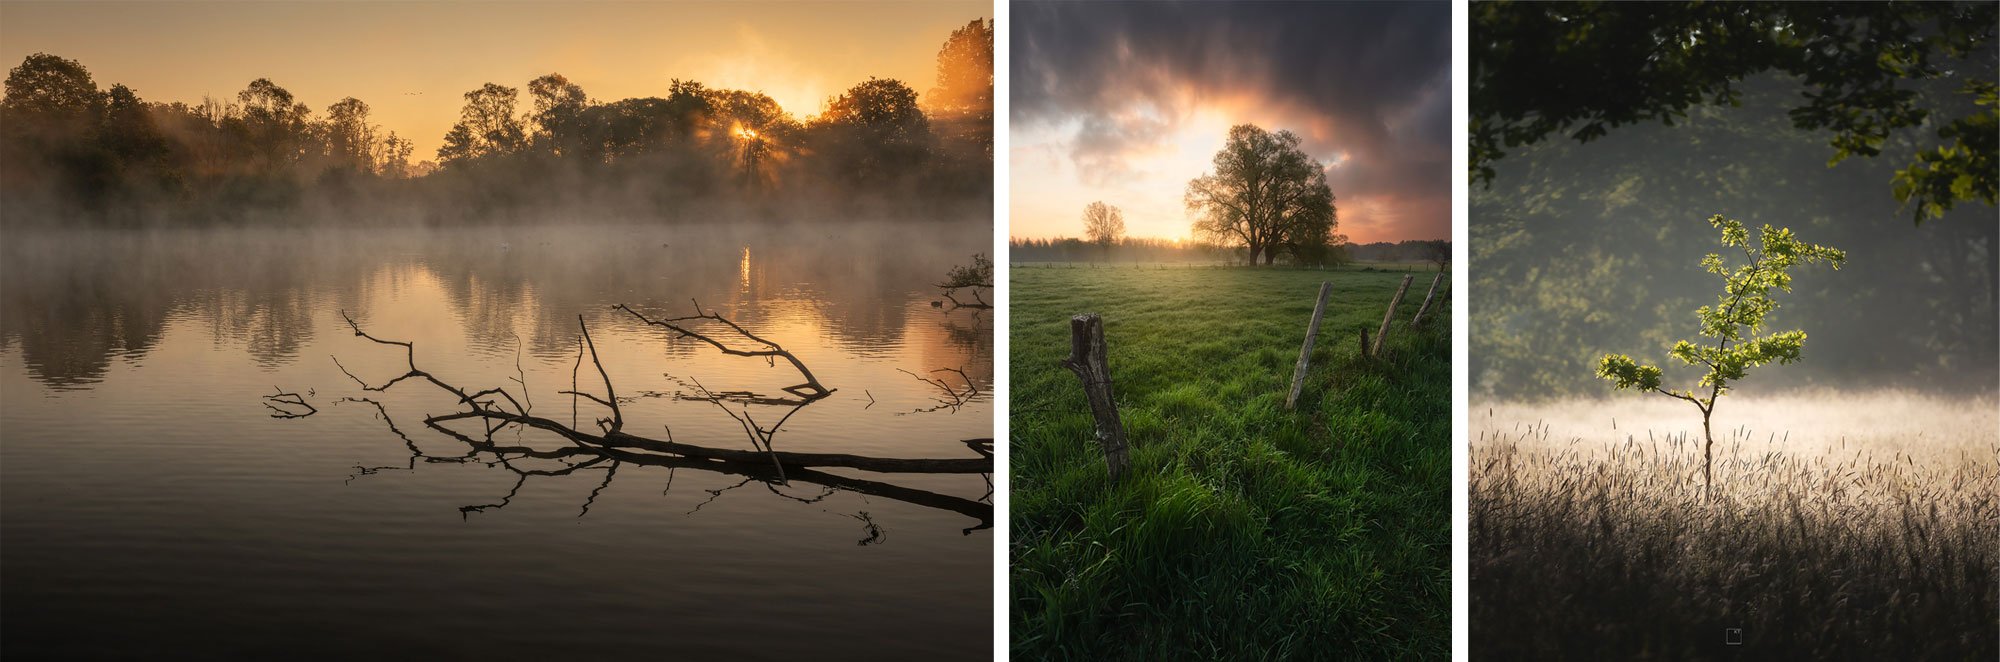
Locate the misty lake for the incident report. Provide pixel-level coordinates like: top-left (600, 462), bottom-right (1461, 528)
top-left (0, 220), bottom-right (992, 659)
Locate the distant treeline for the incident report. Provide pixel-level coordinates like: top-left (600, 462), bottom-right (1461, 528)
top-left (0, 19), bottom-right (993, 226)
top-left (1009, 236), bottom-right (1448, 266)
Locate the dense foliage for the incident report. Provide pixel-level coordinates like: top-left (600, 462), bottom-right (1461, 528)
top-left (1472, 1), bottom-right (1998, 223)
top-left (1187, 124), bottom-right (1339, 265)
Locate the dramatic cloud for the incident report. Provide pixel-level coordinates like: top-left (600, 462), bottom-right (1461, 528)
top-left (1010, 1), bottom-right (1450, 242)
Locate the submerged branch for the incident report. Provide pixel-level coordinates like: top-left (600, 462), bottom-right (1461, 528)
top-left (323, 309), bottom-right (991, 531)
top-left (613, 302), bottom-right (833, 400)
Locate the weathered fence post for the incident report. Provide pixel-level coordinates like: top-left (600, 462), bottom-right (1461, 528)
top-left (1409, 273), bottom-right (1444, 328)
top-left (1285, 282), bottom-right (1334, 410)
top-left (1371, 274), bottom-right (1415, 357)
top-left (1062, 314), bottom-right (1130, 481)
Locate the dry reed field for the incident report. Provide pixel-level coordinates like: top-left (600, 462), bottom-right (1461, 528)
top-left (1470, 391), bottom-right (1997, 659)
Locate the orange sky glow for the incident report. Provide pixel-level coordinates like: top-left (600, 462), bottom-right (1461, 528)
top-left (1010, 2), bottom-right (1450, 245)
top-left (1, 1), bottom-right (986, 159)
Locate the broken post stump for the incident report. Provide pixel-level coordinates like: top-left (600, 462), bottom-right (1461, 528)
top-left (1371, 274), bottom-right (1415, 357)
top-left (1061, 313), bottom-right (1130, 481)
top-left (1409, 273), bottom-right (1444, 328)
top-left (1285, 281), bottom-right (1334, 410)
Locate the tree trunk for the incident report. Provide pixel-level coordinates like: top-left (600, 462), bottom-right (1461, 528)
top-left (1285, 281), bottom-right (1334, 410)
top-left (1701, 411), bottom-right (1714, 502)
top-left (1062, 314), bottom-right (1130, 481)
top-left (1371, 274), bottom-right (1415, 357)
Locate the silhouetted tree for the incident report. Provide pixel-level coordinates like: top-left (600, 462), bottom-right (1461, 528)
top-left (324, 97), bottom-right (376, 172)
top-left (3, 52), bottom-right (102, 117)
top-left (375, 131), bottom-right (414, 178)
top-left (1187, 124), bottom-right (1336, 265)
top-left (929, 18), bottom-right (993, 156)
top-left (438, 83), bottom-right (526, 165)
top-left (816, 77), bottom-right (931, 185)
top-left (236, 78), bottom-right (312, 169)
top-left (527, 73), bottom-right (588, 157)
top-left (1081, 201), bottom-right (1124, 255)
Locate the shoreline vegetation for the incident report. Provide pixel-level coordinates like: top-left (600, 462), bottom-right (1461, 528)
top-left (1011, 267), bottom-right (1450, 658)
top-left (0, 19), bottom-right (993, 228)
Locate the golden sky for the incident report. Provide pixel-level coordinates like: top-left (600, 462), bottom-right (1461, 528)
top-left (1, 1), bottom-right (986, 159)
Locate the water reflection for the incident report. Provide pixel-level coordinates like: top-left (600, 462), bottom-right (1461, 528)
top-left (1, 221), bottom-right (994, 659)
top-left (0, 222), bottom-right (993, 390)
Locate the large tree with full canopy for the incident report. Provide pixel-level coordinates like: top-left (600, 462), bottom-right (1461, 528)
top-left (1186, 124), bottom-right (1336, 265)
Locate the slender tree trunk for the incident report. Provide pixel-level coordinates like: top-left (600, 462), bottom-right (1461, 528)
top-left (1701, 410), bottom-right (1714, 502)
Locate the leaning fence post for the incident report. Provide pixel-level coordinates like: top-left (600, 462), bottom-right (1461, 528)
top-left (1409, 273), bottom-right (1444, 328)
top-left (1062, 314), bottom-right (1130, 481)
top-left (1285, 282), bottom-right (1334, 410)
top-left (1371, 274), bottom-right (1415, 357)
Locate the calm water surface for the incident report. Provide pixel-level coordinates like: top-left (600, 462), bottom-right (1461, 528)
top-left (1, 221), bottom-right (992, 659)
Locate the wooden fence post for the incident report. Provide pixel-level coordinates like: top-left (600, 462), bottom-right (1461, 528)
top-left (1062, 314), bottom-right (1130, 481)
top-left (1371, 274), bottom-right (1415, 357)
top-left (1409, 273), bottom-right (1444, 328)
top-left (1285, 282), bottom-right (1334, 410)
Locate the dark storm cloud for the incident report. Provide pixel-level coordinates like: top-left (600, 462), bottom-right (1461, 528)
top-left (1014, 0), bottom-right (1451, 238)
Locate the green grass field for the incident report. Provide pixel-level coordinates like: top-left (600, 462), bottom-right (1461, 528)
top-left (1009, 265), bottom-right (1451, 659)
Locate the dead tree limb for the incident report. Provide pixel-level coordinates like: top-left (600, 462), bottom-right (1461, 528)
top-left (1371, 275), bottom-right (1415, 357)
top-left (1061, 313), bottom-right (1130, 481)
top-left (1409, 273), bottom-right (1445, 328)
top-left (613, 303), bottom-right (833, 400)
top-left (322, 310), bottom-right (992, 532)
top-left (1286, 282), bottom-right (1334, 410)
top-left (263, 386), bottom-right (317, 418)
top-left (401, 413), bottom-right (992, 530)
top-left (898, 366), bottom-right (979, 414)
top-left (331, 315), bottom-right (988, 475)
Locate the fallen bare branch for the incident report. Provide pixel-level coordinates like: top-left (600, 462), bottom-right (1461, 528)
top-left (263, 386), bottom-right (318, 419)
top-left (613, 303), bottom-right (833, 400)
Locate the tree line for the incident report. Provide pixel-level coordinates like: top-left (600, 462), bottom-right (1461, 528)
top-left (1008, 235), bottom-right (1448, 267)
top-left (0, 18), bottom-right (993, 226)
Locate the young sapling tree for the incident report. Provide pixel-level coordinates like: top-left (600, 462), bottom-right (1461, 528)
top-left (1596, 214), bottom-right (1845, 500)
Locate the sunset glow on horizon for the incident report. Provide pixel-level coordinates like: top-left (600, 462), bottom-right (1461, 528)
top-left (0, 1), bottom-right (986, 159)
top-left (1011, 2), bottom-right (1449, 244)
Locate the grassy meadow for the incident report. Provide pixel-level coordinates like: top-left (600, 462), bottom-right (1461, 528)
top-left (1010, 265), bottom-right (1451, 659)
top-left (1470, 393), bottom-right (1998, 659)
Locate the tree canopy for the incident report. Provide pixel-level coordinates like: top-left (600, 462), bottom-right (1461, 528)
top-left (1471, 1), bottom-right (1998, 223)
top-left (1081, 201), bottom-right (1124, 248)
top-left (0, 14), bottom-right (994, 226)
top-left (1186, 124), bottom-right (1337, 265)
